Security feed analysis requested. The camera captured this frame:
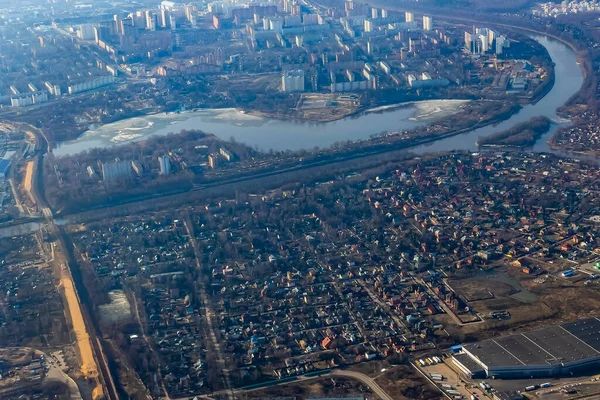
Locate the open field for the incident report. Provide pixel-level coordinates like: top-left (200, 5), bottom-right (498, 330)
top-left (237, 376), bottom-right (373, 400)
top-left (373, 366), bottom-right (444, 400)
top-left (449, 277), bottom-right (518, 302)
top-left (296, 93), bottom-right (361, 122)
top-left (347, 361), bottom-right (443, 400)
top-left (452, 282), bottom-right (600, 339)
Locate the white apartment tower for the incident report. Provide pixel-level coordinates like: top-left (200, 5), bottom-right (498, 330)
top-left (281, 70), bottom-right (305, 92)
top-left (423, 16), bottom-right (432, 31)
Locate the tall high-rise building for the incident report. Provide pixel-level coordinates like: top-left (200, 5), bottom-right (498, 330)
top-left (78, 24), bottom-right (96, 40)
top-left (495, 35), bottom-right (509, 54)
top-left (405, 11), bottom-right (414, 22)
top-left (345, 0), bottom-right (355, 13)
top-left (381, 9), bottom-right (388, 18)
top-left (479, 34), bottom-right (489, 52)
top-left (114, 14), bottom-right (121, 34)
top-left (371, 7), bottom-right (378, 19)
top-left (423, 16), bottom-right (432, 31)
top-left (487, 29), bottom-right (496, 45)
top-left (185, 5), bottom-right (195, 23)
top-left (281, 70), bottom-right (305, 92)
top-left (93, 26), bottom-right (107, 43)
top-left (160, 9), bottom-right (169, 28)
top-left (269, 18), bottom-right (283, 33)
top-left (132, 11), bottom-right (144, 28)
top-left (145, 10), bottom-right (152, 28)
top-left (364, 19), bottom-right (373, 32)
top-left (145, 10), bottom-right (157, 30)
top-left (119, 19), bottom-right (133, 37)
top-left (465, 29), bottom-right (496, 54)
top-left (465, 31), bottom-right (474, 52)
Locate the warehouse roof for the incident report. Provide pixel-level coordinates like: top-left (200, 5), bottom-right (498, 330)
top-left (463, 317), bottom-right (600, 369)
top-left (525, 326), bottom-right (597, 363)
top-left (453, 353), bottom-right (485, 373)
top-left (563, 318), bottom-right (600, 352)
top-left (494, 334), bottom-right (554, 366)
top-left (465, 340), bottom-right (524, 368)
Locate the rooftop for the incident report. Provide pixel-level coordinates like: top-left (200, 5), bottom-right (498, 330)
top-left (464, 317), bottom-right (600, 368)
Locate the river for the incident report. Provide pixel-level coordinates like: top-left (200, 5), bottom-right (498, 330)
top-left (411, 35), bottom-right (583, 155)
top-left (53, 99), bottom-right (468, 156)
top-left (53, 35), bottom-right (582, 158)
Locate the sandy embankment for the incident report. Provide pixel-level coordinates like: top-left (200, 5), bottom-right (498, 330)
top-left (60, 275), bottom-right (98, 378)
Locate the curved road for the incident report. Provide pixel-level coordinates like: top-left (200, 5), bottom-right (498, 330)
top-left (174, 369), bottom-right (399, 400)
top-left (332, 370), bottom-right (394, 400)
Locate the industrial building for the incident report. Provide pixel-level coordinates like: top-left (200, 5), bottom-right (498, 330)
top-left (453, 317), bottom-right (600, 379)
top-left (101, 160), bottom-right (132, 182)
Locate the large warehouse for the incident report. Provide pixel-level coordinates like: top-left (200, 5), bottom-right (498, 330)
top-left (453, 317), bottom-right (600, 379)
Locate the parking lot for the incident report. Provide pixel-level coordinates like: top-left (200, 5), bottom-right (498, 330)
top-left (419, 358), bottom-right (488, 399)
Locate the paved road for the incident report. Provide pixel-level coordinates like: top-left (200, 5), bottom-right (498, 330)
top-left (185, 216), bottom-right (234, 400)
top-left (332, 370), bottom-right (394, 400)
top-left (41, 348), bottom-right (83, 400)
top-left (173, 369), bottom-right (396, 400)
top-left (0, 347), bottom-right (83, 400)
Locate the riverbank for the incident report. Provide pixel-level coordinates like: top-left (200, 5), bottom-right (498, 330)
top-left (52, 88), bottom-right (546, 156)
top-left (53, 99), bottom-right (472, 157)
top-left (365, 100), bottom-right (472, 120)
top-left (477, 116), bottom-right (552, 147)
top-left (249, 97), bottom-right (474, 124)
top-left (47, 101), bottom-right (521, 215)
top-left (47, 102), bottom-right (527, 217)
top-left (546, 134), bottom-right (600, 157)
top-left (528, 63), bottom-right (555, 105)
